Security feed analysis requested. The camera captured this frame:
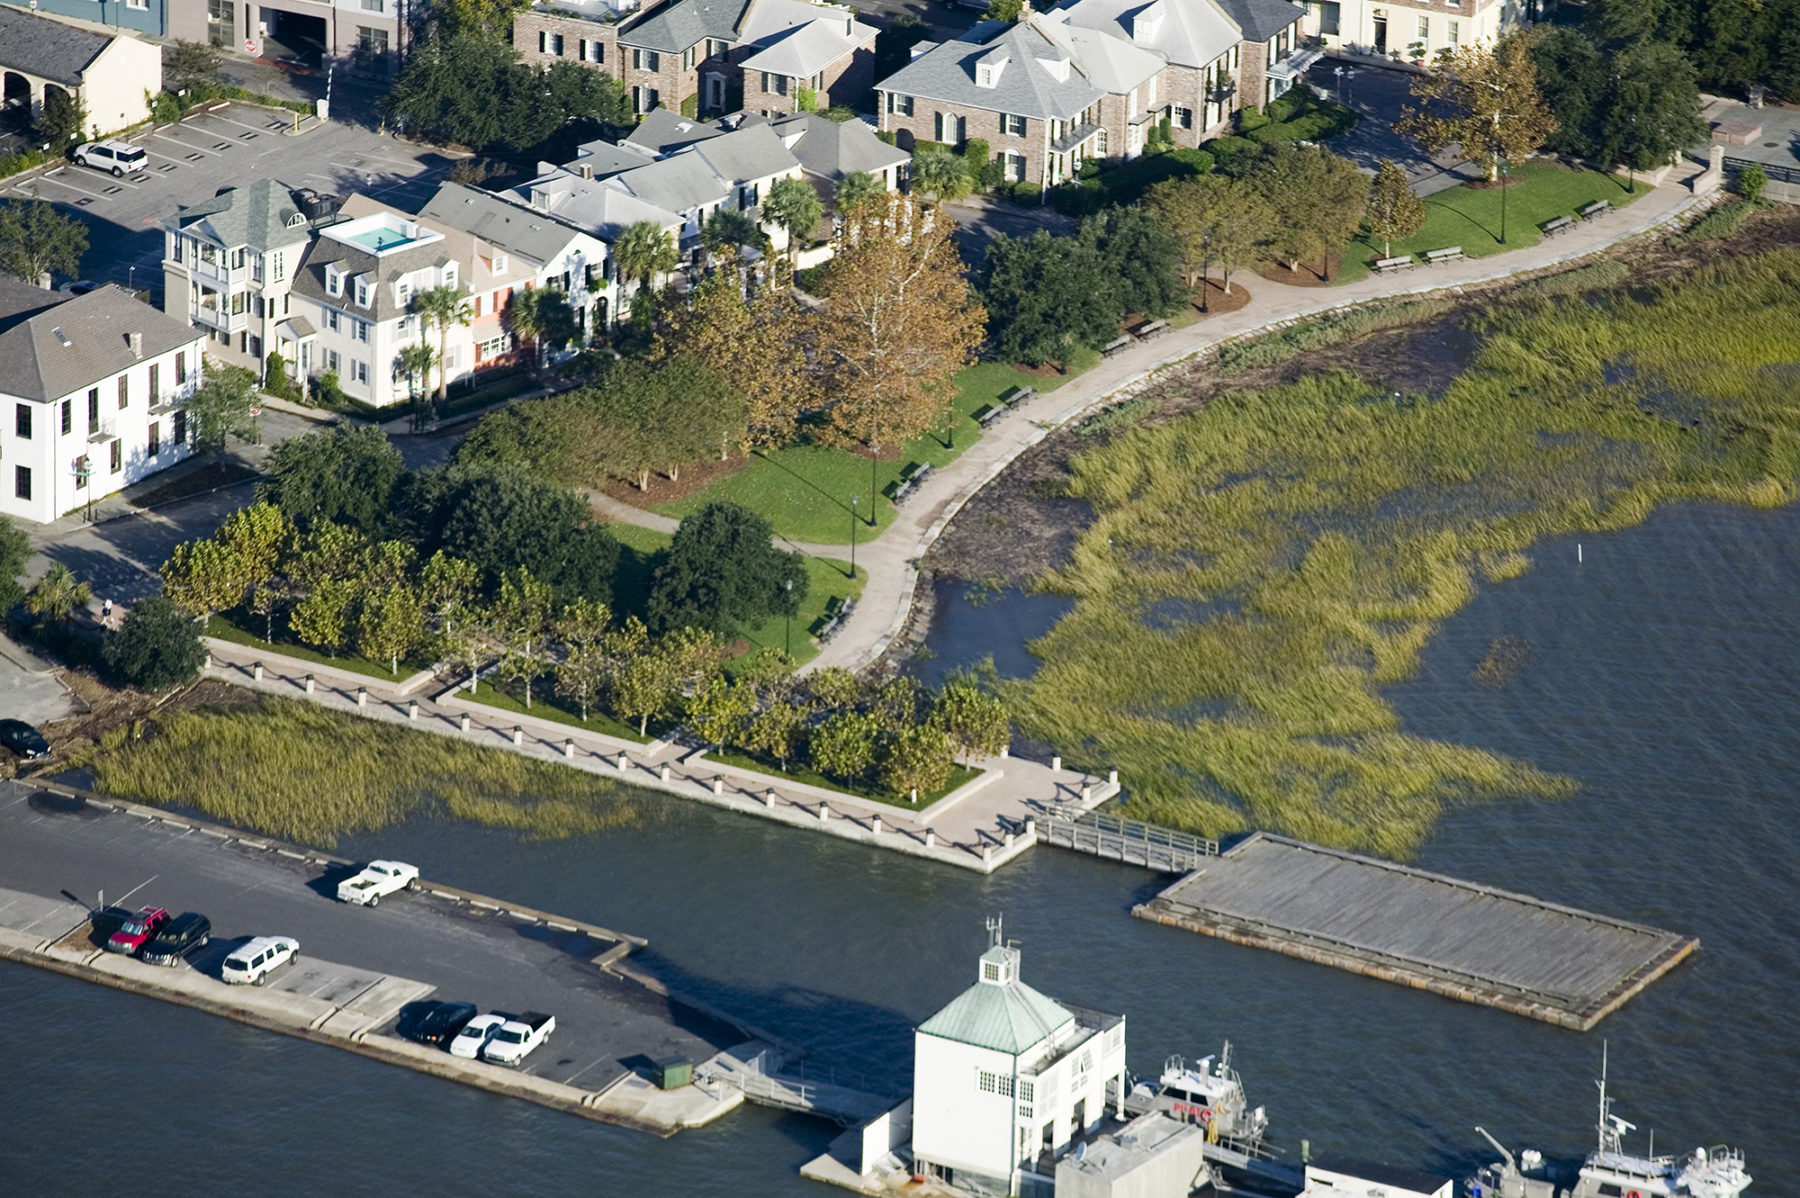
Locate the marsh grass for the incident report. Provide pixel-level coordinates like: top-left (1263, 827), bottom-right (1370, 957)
top-left (1021, 250), bottom-right (1800, 857)
top-left (1472, 637), bottom-right (1533, 688)
top-left (89, 698), bottom-right (655, 847)
top-left (1218, 300), bottom-right (1456, 376)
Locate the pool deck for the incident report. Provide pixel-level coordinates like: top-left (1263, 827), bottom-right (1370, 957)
top-left (1133, 833), bottom-right (1696, 1030)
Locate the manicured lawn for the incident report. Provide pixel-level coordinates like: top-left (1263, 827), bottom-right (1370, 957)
top-left (206, 610), bottom-right (434, 683)
top-left (654, 358), bottom-right (1088, 544)
top-left (706, 746), bottom-right (983, 809)
top-left (1333, 162), bottom-right (1644, 285)
top-left (465, 677), bottom-right (658, 744)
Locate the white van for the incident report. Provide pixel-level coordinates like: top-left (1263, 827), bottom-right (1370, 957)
top-left (221, 936), bottom-right (299, 986)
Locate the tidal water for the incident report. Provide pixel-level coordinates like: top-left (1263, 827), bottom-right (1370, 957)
top-left (5, 501), bottom-right (1799, 1195)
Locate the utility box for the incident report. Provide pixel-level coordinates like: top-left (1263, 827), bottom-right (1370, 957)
top-left (653, 1056), bottom-right (692, 1090)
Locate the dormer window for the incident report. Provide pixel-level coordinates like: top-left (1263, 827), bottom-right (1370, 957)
top-left (354, 277), bottom-right (372, 308)
top-left (976, 48), bottom-right (1009, 88)
top-left (325, 264), bottom-right (344, 297)
top-left (394, 279), bottom-right (412, 307)
top-left (1132, 2), bottom-right (1166, 43)
top-left (1041, 56), bottom-right (1071, 83)
top-left (285, 212), bottom-right (305, 228)
top-left (492, 252), bottom-right (508, 273)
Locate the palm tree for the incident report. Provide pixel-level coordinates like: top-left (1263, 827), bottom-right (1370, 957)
top-left (411, 285), bottom-right (471, 404)
top-left (763, 176), bottom-right (824, 276)
top-left (909, 146), bottom-right (973, 203)
top-left (505, 287), bottom-right (580, 372)
top-left (701, 208), bottom-right (760, 272)
top-left (398, 342), bottom-right (436, 400)
top-left (833, 171), bottom-right (884, 225)
top-left (26, 563), bottom-right (91, 627)
top-left (612, 221), bottom-right (679, 303)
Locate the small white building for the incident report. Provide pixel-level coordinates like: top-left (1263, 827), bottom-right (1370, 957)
top-left (1302, 1159), bottom-right (1455, 1198)
top-left (0, 279), bottom-right (202, 524)
top-left (0, 6), bottom-right (162, 137)
top-left (912, 929), bottom-right (1128, 1197)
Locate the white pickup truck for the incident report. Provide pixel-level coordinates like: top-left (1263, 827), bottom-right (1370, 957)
top-left (482, 1012), bottom-right (555, 1066)
top-left (336, 860), bottom-right (419, 907)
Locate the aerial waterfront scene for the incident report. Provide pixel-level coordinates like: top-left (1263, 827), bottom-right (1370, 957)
top-left (0, 0), bottom-right (1797, 1195)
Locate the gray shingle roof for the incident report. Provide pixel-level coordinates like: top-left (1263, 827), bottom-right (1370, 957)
top-left (605, 153), bottom-right (733, 213)
top-left (164, 179), bottom-right (313, 252)
top-left (291, 233), bottom-right (446, 324)
top-left (686, 123), bottom-right (799, 185)
top-left (0, 281), bottom-right (198, 404)
top-left (877, 18), bottom-right (1105, 121)
top-left (1212, 0), bottom-right (1303, 43)
top-left (0, 6), bottom-right (113, 86)
top-left (624, 108), bottom-right (727, 155)
top-left (417, 182), bottom-right (590, 264)
top-left (619, 0), bottom-right (748, 53)
top-left (770, 113), bottom-right (910, 180)
top-left (1055, 0), bottom-right (1241, 70)
top-left (509, 170), bottom-right (686, 240)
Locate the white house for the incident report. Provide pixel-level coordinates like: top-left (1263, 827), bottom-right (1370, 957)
top-left (0, 279), bottom-right (202, 524)
top-left (912, 928), bottom-right (1128, 1197)
top-left (0, 6), bottom-right (161, 137)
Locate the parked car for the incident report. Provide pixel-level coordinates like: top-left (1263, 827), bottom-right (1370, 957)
top-left (482, 1012), bottom-right (555, 1067)
top-left (336, 860), bottom-right (419, 907)
top-left (56, 279), bottom-right (99, 295)
top-left (448, 1012), bottom-right (510, 1060)
top-left (396, 1000), bottom-right (478, 1048)
top-left (140, 912), bottom-right (211, 966)
top-left (73, 139), bottom-right (147, 176)
top-left (104, 906), bottom-right (170, 955)
top-left (0, 719), bottom-right (50, 761)
top-left (89, 905), bottom-right (136, 941)
top-left (221, 936), bottom-right (298, 985)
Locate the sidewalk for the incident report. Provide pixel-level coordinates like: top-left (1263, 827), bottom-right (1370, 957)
top-left (593, 168), bottom-right (1710, 676)
top-left (201, 638), bottom-right (1119, 873)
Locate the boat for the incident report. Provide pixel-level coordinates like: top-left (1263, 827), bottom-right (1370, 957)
top-left (1132, 1040), bottom-right (1270, 1146)
top-left (1469, 1050), bottom-right (1751, 1198)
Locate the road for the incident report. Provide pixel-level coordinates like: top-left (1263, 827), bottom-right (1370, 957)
top-left (0, 780), bottom-right (732, 1092)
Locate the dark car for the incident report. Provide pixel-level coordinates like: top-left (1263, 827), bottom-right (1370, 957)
top-left (396, 1000), bottom-right (478, 1048)
top-left (140, 912), bottom-right (211, 966)
top-left (105, 906), bottom-right (170, 955)
top-left (0, 719), bottom-right (50, 761)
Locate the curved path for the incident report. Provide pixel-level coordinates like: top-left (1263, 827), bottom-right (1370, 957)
top-left (597, 167), bottom-right (1712, 675)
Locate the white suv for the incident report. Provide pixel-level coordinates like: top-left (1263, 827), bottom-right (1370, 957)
top-left (74, 140), bottom-right (147, 177)
top-left (221, 936), bottom-right (299, 986)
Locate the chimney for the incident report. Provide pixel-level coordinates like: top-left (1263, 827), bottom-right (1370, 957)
top-left (127, 331), bottom-right (143, 358)
top-left (578, 163), bottom-right (594, 179)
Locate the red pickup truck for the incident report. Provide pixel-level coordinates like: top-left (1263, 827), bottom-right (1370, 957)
top-left (104, 906), bottom-right (170, 955)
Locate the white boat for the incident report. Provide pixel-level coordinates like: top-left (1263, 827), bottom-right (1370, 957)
top-left (1132, 1040), bottom-right (1270, 1146)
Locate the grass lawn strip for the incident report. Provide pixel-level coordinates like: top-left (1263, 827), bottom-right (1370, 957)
top-left (705, 746), bottom-right (982, 810)
top-left (1020, 249), bottom-right (1800, 858)
top-left (206, 611), bottom-right (434, 683)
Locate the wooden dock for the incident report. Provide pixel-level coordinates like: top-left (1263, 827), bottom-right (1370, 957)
top-left (1133, 833), bottom-right (1696, 1030)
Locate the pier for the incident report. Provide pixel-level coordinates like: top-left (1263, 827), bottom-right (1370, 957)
top-left (1039, 809), bottom-right (1218, 873)
top-left (1133, 833), bottom-right (1696, 1030)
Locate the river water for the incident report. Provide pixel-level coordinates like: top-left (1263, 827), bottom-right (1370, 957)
top-left (4, 501), bottom-right (1798, 1195)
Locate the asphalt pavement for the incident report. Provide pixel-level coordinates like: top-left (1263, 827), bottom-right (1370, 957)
top-left (0, 781), bottom-right (733, 1092)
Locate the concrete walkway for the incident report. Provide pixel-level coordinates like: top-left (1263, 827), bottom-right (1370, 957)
top-left (201, 638), bottom-right (1118, 873)
top-left (592, 167), bottom-right (1710, 676)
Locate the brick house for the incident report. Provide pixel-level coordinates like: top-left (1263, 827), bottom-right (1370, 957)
top-left (1302, 0), bottom-right (1516, 64)
top-left (514, 0), bottom-right (876, 119)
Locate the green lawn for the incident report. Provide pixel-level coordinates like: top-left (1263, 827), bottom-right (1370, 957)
top-left (1333, 162), bottom-right (1644, 285)
top-left (705, 746), bottom-right (982, 809)
top-left (653, 358), bottom-right (1088, 544)
top-left (464, 676), bottom-right (658, 743)
top-left (206, 611), bottom-right (433, 683)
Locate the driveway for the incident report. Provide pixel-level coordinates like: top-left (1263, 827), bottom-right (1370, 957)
top-left (2, 103), bottom-right (463, 304)
top-left (1306, 55), bottom-right (1485, 195)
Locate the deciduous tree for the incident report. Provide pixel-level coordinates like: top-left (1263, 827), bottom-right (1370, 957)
top-left (980, 231), bottom-right (1118, 368)
top-left (164, 40), bottom-right (225, 94)
top-left (1365, 160), bottom-right (1427, 257)
top-left (1241, 143), bottom-right (1368, 280)
top-left (552, 596), bottom-right (612, 721)
top-left (743, 698), bottom-right (805, 768)
top-left (184, 360), bottom-right (261, 455)
top-left (879, 724), bottom-right (955, 799)
top-left (657, 277), bottom-right (810, 450)
top-left (491, 566), bottom-right (555, 706)
top-left (1600, 39), bottom-right (1707, 186)
top-left (354, 541), bottom-right (422, 674)
top-left (262, 426), bottom-right (404, 539)
top-left (161, 537), bottom-right (247, 627)
top-left (687, 675), bottom-right (757, 749)
top-left (929, 676), bottom-right (1011, 759)
top-left (1080, 205), bottom-right (1187, 320)
top-left (809, 710), bottom-right (881, 781)
top-left (0, 195), bottom-right (88, 286)
top-left (104, 596), bottom-right (204, 692)
top-left (289, 578), bottom-right (357, 653)
top-left (1399, 31), bottom-right (1557, 181)
top-left (815, 192), bottom-right (985, 451)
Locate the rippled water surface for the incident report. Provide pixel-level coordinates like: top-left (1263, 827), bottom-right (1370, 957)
top-left (5, 504), bottom-right (1799, 1195)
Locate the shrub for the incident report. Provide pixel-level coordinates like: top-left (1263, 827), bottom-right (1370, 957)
top-left (148, 89), bottom-right (184, 125)
top-left (104, 596), bottom-right (206, 692)
top-left (313, 369), bottom-right (347, 408)
top-left (1680, 199), bottom-right (1753, 243)
top-left (1738, 164), bottom-right (1767, 205)
top-left (1266, 94), bottom-right (1299, 123)
top-left (1237, 105), bottom-right (1268, 132)
top-left (1205, 135), bottom-right (1260, 164)
top-left (1007, 180), bottom-right (1043, 205)
top-left (1169, 147), bottom-right (1214, 173)
top-left (1050, 180), bottom-right (1106, 217)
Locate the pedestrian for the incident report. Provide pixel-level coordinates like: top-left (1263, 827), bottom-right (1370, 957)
top-left (102, 597), bottom-right (112, 627)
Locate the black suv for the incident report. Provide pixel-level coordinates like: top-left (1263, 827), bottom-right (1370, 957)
top-left (396, 1000), bottom-right (478, 1047)
top-left (0, 719), bottom-right (49, 760)
top-left (140, 912), bottom-right (212, 966)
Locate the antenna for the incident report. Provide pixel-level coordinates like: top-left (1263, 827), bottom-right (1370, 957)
top-left (1596, 1041), bottom-right (1622, 1156)
top-left (986, 914), bottom-right (1003, 947)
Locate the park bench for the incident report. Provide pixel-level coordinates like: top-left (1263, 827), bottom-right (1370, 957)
top-left (1102, 335), bottom-right (1133, 357)
top-left (817, 597), bottom-right (856, 643)
top-left (1373, 255), bottom-right (1417, 274)
top-left (892, 462), bottom-right (935, 505)
top-left (1133, 318), bottom-right (1170, 339)
top-left (1424, 246), bottom-right (1464, 265)
top-left (977, 404), bottom-right (1008, 427)
top-left (1540, 215), bottom-right (1576, 237)
top-left (1578, 200), bottom-right (1611, 220)
top-left (999, 385), bottom-right (1036, 406)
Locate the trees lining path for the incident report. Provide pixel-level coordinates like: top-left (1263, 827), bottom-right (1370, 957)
top-left (595, 167), bottom-right (1713, 677)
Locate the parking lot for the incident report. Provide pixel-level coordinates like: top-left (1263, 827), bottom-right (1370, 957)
top-left (0, 781), bottom-right (734, 1094)
top-left (2, 104), bottom-right (465, 302)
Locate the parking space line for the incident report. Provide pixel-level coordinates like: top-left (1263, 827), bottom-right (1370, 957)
top-left (154, 131), bottom-right (224, 157)
top-left (206, 111), bottom-right (279, 135)
top-left (30, 172), bottom-right (114, 202)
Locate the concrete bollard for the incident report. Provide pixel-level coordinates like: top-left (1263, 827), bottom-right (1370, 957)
top-left (764, 788), bottom-right (777, 809)
top-left (818, 804), bottom-right (831, 822)
top-left (204, 652), bottom-right (212, 670)
top-left (712, 776), bottom-right (724, 796)
top-left (1081, 784), bottom-right (1092, 803)
top-left (871, 815), bottom-right (882, 836)
top-left (1024, 818), bottom-right (1036, 838)
top-left (459, 712), bottom-right (471, 733)
top-left (910, 788), bottom-right (918, 805)
top-left (1051, 754), bottom-right (1062, 771)
top-left (252, 661), bottom-right (264, 682)
top-left (925, 829), bottom-right (937, 848)
top-left (564, 739), bottom-right (576, 759)
top-left (408, 701), bottom-right (419, 721)
top-left (355, 687), bottom-right (367, 708)
top-left (659, 763), bottom-right (671, 782)
top-left (511, 726), bottom-right (523, 747)
top-left (1004, 830), bottom-right (1015, 848)
top-left (1108, 768), bottom-right (1119, 787)
top-left (615, 751), bottom-right (628, 771)
top-left (304, 674), bottom-right (315, 695)
top-left (999, 745), bottom-right (1009, 758)
top-left (982, 844), bottom-right (994, 864)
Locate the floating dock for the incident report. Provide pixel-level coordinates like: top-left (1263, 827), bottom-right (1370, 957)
top-left (1131, 833), bottom-right (1696, 1030)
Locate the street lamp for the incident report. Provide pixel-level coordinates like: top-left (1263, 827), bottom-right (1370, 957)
top-left (849, 495), bottom-right (858, 579)
top-left (869, 441), bottom-right (879, 524)
top-left (1499, 152), bottom-right (1509, 245)
top-left (784, 578), bottom-right (794, 658)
